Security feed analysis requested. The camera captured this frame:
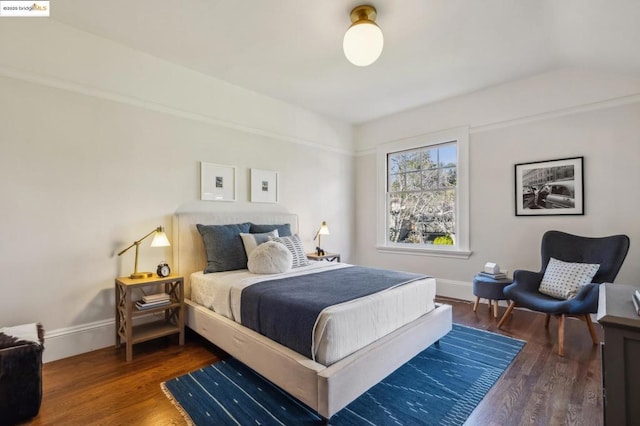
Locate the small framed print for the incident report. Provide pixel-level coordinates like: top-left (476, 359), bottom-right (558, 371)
top-left (515, 156), bottom-right (584, 216)
top-left (250, 168), bottom-right (278, 203)
top-left (200, 162), bottom-right (236, 202)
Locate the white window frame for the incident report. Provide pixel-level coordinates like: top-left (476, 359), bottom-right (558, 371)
top-left (376, 126), bottom-right (471, 258)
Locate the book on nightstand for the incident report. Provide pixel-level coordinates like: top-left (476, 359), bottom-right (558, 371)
top-left (136, 298), bottom-right (171, 310)
top-left (142, 293), bottom-right (170, 303)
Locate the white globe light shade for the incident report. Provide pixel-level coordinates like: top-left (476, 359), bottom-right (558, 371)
top-left (343, 21), bottom-right (384, 67)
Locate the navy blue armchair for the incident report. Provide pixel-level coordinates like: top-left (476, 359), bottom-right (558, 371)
top-left (497, 230), bottom-right (630, 356)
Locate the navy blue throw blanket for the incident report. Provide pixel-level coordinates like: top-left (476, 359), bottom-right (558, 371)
top-left (240, 266), bottom-right (428, 360)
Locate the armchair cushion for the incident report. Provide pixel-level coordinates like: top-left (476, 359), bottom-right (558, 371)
top-left (538, 257), bottom-right (600, 299)
top-left (505, 280), bottom-right (601, 315)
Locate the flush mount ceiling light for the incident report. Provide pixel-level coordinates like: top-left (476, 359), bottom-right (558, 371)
top-left (343, 4), bottom-right (384, 67)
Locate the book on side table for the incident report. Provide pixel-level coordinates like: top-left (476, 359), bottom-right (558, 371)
top-left (478, 271), bottom-right (508, 280)
top-left (136, 293), bottom-right (171, 310)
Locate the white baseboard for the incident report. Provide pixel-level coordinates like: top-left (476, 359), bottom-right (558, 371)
top-left (435, 278), bottom-right (475, 302)
top-left (435, 278), bottom-right (513, 311)
top-left (43, 314), bottom-right (159, 363)
top-left (43, 319), bottom-right (115, 363)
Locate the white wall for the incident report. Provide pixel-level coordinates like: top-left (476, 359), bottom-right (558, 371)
top-left (355, 68), bottom-right (640, 300)
top-left (0, 20), bottom-right (354, 362)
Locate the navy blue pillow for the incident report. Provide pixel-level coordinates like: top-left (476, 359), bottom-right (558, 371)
top-left (249, 223), bottom-right (292, 237)
top-left (197, 223), bottom-right (251, 273)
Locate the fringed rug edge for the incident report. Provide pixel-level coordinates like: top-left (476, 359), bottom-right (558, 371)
top-left (161, 382), bottom-right (195, 426)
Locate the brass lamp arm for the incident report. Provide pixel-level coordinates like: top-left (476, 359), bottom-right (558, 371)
top-left (117, 227), bottom-right (161, 256)
top-left (117, 226), bottom-right (165, 278)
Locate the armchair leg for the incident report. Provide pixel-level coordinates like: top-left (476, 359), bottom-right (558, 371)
top-left (544, 314), bottom-right (550, 329)
top-left (585, 314), bottom-right (599, 345)
top-left (497, 301), bottom-right (516, 329)
top-left (558, 314), bottom-right (565, 356)
top-left (473, 297), bottom-right (480, 312)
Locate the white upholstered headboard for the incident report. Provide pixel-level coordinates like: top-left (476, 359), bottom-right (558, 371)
top-left (172, 212), bottom-right (299, 297)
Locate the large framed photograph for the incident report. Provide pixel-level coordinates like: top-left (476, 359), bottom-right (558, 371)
top-left (250, 168), bottom-right (278, 203)
top-left (200, 162), bottom-right (236, 202)
top-left (515, 157), bottom-right (584, 216)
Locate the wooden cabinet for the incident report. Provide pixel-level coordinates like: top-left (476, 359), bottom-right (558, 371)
top-left (115, 275), bottom-right (184, 361)
top-left (597, 283), bottom-right (640, 426)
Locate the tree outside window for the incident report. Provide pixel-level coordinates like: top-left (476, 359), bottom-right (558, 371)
top-left (386, 142), bottom-right (457, 246)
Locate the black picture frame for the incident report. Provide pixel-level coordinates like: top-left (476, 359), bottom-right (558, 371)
top-left (514, 156), bottom-right (584, 216)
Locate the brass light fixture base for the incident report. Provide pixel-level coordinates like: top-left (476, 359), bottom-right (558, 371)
top-left (130, 271), bottom-right (153, 279)
top-left (349, 5), bottom-right (377, 24)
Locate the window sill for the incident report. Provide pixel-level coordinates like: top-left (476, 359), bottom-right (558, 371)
top-left (376, 245), bottom-right (472, 259)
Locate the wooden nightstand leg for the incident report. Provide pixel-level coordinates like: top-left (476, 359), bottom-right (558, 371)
top-left (115, 283), bottom-right (122, 348)
top-left (493, 300), bottom-right (499, 318)
top-left (473, 297), bottom-right (480, 312)
top-left (177, 280), bottom-right (185, 345)
top-left (488, 299), bottom-right (493, 312)
top-left (125, 287), bottom-right (133, 362)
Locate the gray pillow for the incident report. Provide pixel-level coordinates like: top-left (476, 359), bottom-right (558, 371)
top-left (196, 223), bottom-right (251, 273)
top-left (249, 223), bottom-right (292, 237)
top-left (240, 230), bottom-right (279, 258)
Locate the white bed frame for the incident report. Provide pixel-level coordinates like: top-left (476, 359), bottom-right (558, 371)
top-left (173, 212), bottom-right (452, 419)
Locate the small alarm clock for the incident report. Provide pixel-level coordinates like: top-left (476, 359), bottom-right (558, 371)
top-left (157, 261), bottom-right (171, 278)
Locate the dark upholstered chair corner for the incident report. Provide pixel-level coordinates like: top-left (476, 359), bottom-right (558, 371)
top-left (0, 323), bottom-right (45, 425)
top-left (497, 230), bottom-right (630, 356)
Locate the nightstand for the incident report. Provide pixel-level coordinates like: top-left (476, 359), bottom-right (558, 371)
top-left (115, 275), bottom-right (184, 361)
top-left (307, 252), bottom-right (341, 262)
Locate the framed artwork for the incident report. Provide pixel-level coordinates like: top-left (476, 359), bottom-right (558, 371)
top-left (515, 156), bottom-right (584, 216)
top-left (200, 162), bottom-right (236, 201)
top-left (250, 168), bottom-right (278, 203)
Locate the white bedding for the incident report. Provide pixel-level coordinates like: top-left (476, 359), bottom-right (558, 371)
top-left (190, 262), bottom-right (436, 365)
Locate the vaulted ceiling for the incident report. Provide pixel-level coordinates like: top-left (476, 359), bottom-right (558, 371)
top-left (52, 0), bottom-right (640, 123)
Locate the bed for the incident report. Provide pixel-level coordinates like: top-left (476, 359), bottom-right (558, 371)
top-left (173, 212), bottom-right (452, 419)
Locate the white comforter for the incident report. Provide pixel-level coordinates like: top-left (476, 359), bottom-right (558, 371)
top-left (190, 262), bottom-right (436, 365)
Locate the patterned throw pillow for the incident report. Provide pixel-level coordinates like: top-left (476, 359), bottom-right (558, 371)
top-left (268, 235), bottom-right (311, 268)
top-left (538, 257), bottom-right (600, 300)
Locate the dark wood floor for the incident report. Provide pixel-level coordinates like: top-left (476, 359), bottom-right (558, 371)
top-left (24, 299), bottom-right (603, 425)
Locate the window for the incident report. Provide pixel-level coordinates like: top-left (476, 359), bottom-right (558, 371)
top-left (377, 127), bottom-right (470, 258)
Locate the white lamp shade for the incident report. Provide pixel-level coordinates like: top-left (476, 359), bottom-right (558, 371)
top-left (343, 21), bottom-right (384, 67)
top-left (318, 221), bottom-right (330, 235)
top-left (151, 230), bottom-right (170, 247)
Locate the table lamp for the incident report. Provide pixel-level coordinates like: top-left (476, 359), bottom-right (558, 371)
top-left (314, 221), bottom-right (330, 253)
top-left (118, 226), bottom-right (170, 279)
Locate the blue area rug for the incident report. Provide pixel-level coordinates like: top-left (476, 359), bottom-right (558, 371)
top-left (162, 324), bottom-right (525, 425)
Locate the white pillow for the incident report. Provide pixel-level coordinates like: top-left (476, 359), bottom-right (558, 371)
top-left (539, 257), bottom-right (600, 300)
top-left (240, 230), bottom-right (279, 258)
top-left (247, 241), bottom-right (292, 274)
top-left (269, 234), bottom-right (311, 268)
